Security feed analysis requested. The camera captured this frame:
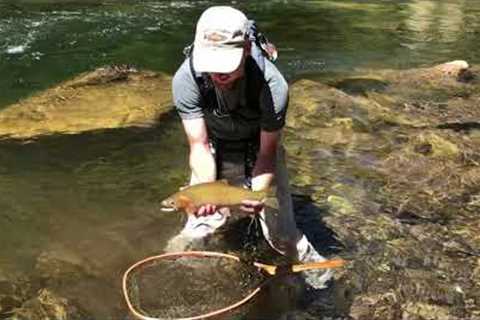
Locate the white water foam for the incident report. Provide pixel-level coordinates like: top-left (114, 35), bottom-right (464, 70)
top-left (6, 45), bottom-right (27, 55)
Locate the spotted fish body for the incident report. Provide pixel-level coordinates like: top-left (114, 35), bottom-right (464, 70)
top-left (161, 180), bottom-right (267, 214)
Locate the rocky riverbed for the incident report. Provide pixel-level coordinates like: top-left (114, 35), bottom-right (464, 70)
top-left (1, 61), bottom-right (478, 319)
top-left (285, 60), bottom-right (480, 320)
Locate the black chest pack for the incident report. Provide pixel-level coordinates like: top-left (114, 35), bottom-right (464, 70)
top-left (183, 20), bottom-right (277, 103)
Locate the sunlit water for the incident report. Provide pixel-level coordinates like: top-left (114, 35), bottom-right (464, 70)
top-left (1, 0), bottom-right (480, 318)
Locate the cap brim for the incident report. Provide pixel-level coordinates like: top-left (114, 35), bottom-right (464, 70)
top-left (192, 46), bottom-right (244, 73)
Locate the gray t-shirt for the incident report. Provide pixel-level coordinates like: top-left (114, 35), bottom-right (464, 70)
top-left (172, 56), bottom-right (288, 141)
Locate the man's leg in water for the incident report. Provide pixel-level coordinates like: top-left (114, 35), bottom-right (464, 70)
top-left (258, 145), bottom-right (333, 289)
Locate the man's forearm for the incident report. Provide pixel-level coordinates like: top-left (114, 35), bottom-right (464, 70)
top-left (189, 144), bottom-right (216, 185)
top-left (251, 130), bottom-right (281, 191)
top-left (251, 153), bottom-right (275, 191)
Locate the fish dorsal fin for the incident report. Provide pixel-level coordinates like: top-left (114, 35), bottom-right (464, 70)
top-left (217, 179), bottom-right (229, 185)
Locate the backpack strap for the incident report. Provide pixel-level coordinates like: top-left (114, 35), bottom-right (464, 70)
top-left (247, 20), bottom-right (278, 63)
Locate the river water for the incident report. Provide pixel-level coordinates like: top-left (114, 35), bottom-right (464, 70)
top-left (0, 1), bottom-right (479, 319)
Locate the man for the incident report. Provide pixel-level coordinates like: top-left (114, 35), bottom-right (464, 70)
top-left (170, 6), bottom-right (332, 288)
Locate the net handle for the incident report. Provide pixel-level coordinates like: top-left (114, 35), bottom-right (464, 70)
top-left (122, 251), bottom-right (265, 320)
top-left (253, 258), bottom-right (346, 275)
top-left (291, 258), bottom-right (345, 272)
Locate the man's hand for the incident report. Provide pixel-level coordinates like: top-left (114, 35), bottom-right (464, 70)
top-left (196, 204), bottom-right (217, 217)
top-left (240, 199), bottom-right (264, 214)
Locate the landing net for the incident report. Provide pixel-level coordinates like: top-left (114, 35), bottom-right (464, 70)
top-left (122, 251), bottom-right (268, 320)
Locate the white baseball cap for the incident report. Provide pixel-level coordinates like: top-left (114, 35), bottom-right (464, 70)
top-left (192, 6), bottom-right (248, 74)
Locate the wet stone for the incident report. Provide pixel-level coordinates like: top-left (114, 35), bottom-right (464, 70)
top-left (10, 288), bottom-right (89, 320)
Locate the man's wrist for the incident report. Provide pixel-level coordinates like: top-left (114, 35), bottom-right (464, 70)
top-left (251, 173), bottom-right (273, 191)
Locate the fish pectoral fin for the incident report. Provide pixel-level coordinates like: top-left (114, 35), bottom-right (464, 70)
top-left (177, 195), bottom-right (197, 215)
top-left (176, 195), bottom-right (191, 210)
top-left (185, 204), bottom-right (198, 215)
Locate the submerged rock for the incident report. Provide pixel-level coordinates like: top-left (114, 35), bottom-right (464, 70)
top-left (10, 288), bottom-right (88, 320)
top-left (0, 281), bottom-right (23, 317)
top-left (0, 65), bottom-right (173, 140)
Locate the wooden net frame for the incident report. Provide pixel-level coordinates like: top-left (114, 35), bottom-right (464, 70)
top-left (122, 251), bottom-right (265, 320)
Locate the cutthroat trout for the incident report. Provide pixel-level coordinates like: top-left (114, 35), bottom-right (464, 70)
top-left (161, 180), bottom-right (267, 215)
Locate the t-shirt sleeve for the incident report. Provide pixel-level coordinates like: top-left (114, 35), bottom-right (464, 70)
top-left (172, 59), bottom-right (204, 120)
top-left (260, 59), bottom-right (289, 131)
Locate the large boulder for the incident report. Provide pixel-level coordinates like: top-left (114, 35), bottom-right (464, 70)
top-left (0, 65), bottom-right (173, 140)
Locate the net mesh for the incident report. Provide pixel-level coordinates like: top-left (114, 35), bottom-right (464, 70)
top-left (125, 255), bottom-right (267, 319)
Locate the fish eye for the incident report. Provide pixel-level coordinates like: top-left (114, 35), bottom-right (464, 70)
top-left (163, 199), bottom-right (175, 207)
top-left (160, 198), bottom-right (177, 212)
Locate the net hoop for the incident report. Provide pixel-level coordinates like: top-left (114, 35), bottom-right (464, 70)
top-left (122, 251), bottom-right (265, 320)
